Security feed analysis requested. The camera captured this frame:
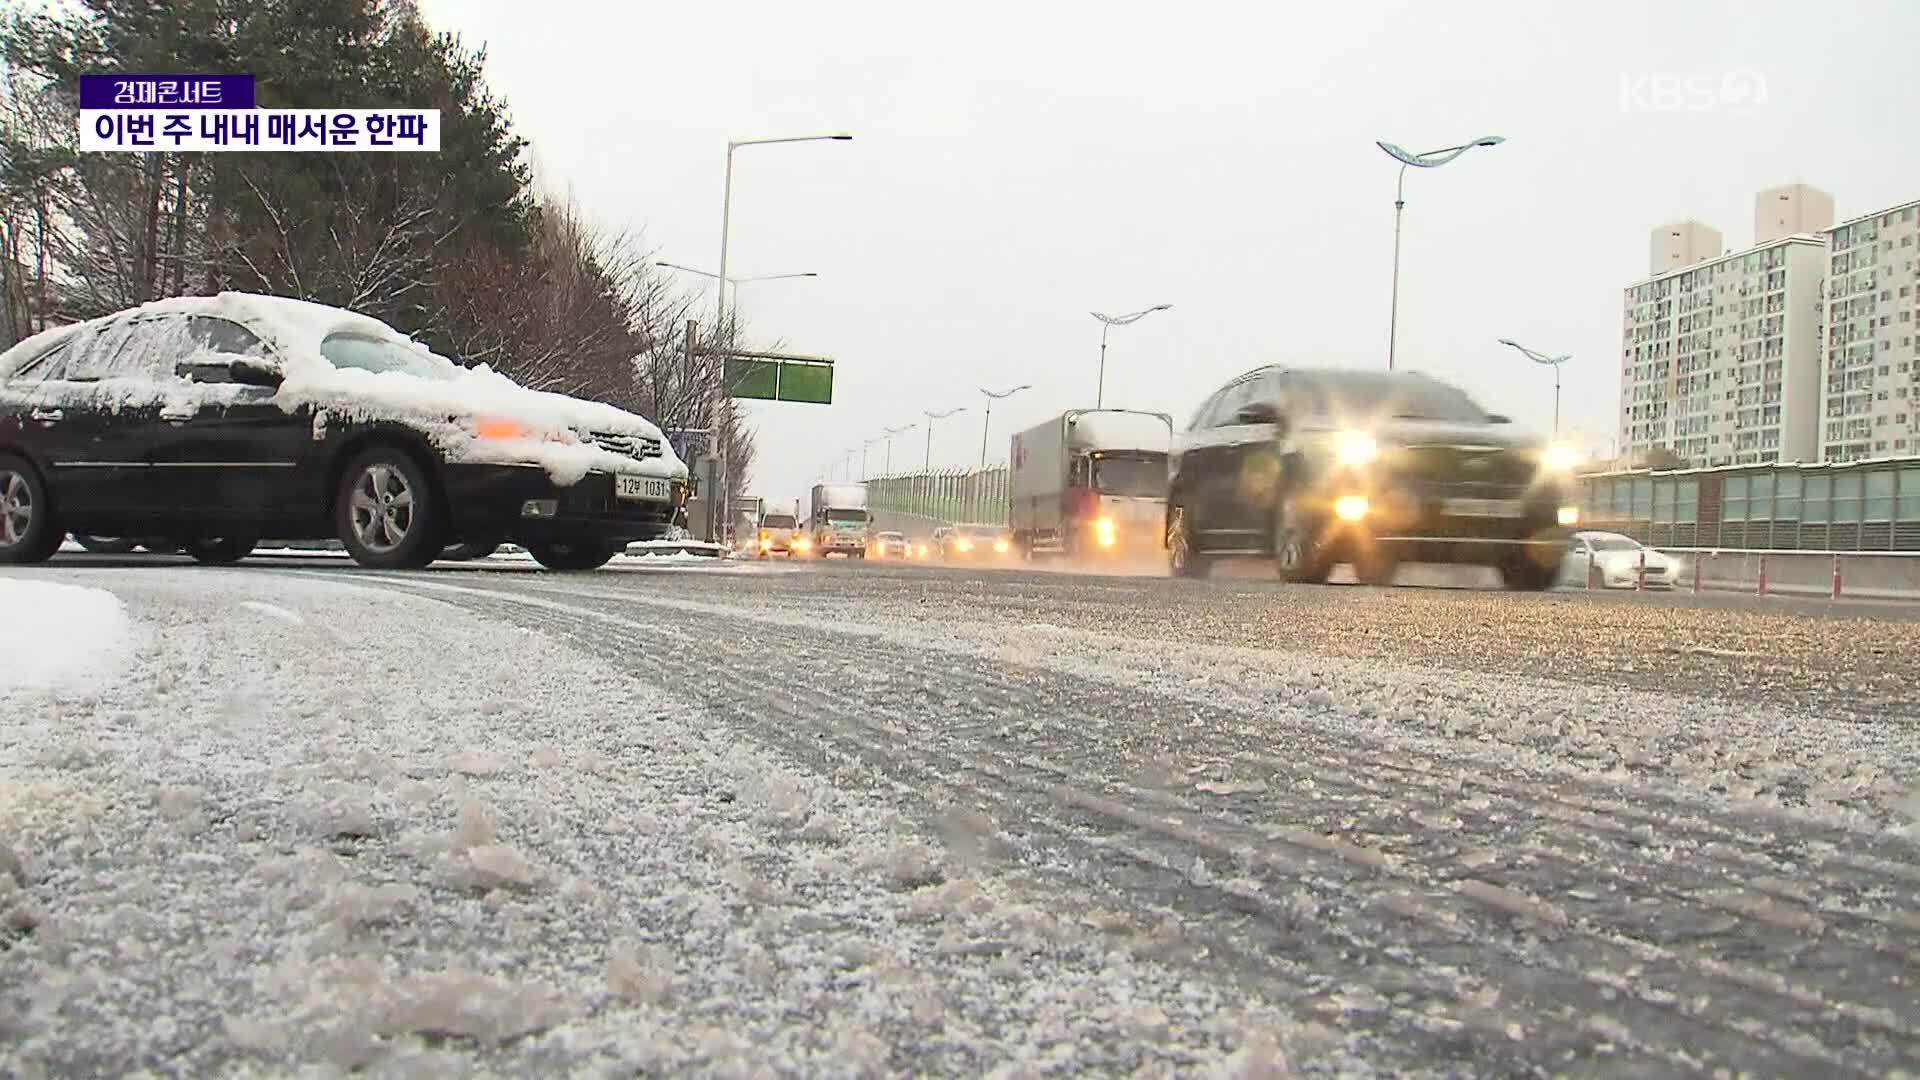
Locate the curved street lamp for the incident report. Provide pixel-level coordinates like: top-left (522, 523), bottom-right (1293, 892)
top-left (1498, 337), bottom-right (1571, 435)
top-left (1091, 305), bottom-right (1172, 408)
top-left (978, 384), bottom-right (1033, 469)
top-left (881, 423), bottom-right (917, 477)
top-left (1376, 135), bottom-right (1504, 371)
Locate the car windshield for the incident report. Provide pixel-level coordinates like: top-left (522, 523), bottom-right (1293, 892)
top-left (1312, 372), bottom-right (1490, 424)
top-left (879, 532), bottom-right (904, 541)
top-left (762, 515), bottom-right (796, 529)
top-left (962, 526), bottom-right (1002, 539)
top-left (320, 333), bottom-right (458, 380)
top-left (826, 509), bottom-right (870, 525)
top-left (1091, 455), bottom-right (1167, 497)
top-left (1587, 534), bottom-right (1642, 551)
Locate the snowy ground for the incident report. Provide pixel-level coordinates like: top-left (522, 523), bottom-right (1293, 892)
top-left (4, 557), bottom-right (1919, 1076)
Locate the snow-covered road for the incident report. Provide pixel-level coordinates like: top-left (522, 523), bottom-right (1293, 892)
top-left (4, 557), bottom-right (1919, 1077)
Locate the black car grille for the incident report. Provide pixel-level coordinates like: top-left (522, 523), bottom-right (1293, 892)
top-left (590, 431), bottom-right (664, 460)
top-left (1389, 445), bottom-right (1537, 488)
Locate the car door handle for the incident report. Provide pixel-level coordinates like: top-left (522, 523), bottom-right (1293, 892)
top-left (30, 408), bottom-right (63, 421)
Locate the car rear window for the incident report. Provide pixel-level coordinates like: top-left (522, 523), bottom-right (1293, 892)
top-left (763, 515), bottom-right (796, 529)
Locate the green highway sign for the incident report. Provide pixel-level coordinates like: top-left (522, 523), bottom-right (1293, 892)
top-left (722, 351), bottom-right (834, 404)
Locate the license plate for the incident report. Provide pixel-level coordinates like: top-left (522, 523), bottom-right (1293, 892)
top-left (1443, 497), bottom-right (1522, 518)
top-left (614, 475), bottom-right (670, 502)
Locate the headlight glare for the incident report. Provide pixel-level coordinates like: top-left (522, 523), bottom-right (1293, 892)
top-left (1544, 443), bottom-right (1581, 471)
top-left (1336, 431), bottom-right (1378, 466)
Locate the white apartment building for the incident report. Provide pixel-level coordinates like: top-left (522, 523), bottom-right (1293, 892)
top-left (1818, 199), bottom-right (1920, 462)
top-left (1620, 231), bottom-right (1827, 466)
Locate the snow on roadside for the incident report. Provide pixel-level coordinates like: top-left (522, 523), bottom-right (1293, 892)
top-left (0, 577), bottom-right (138, 703)
top-left (0, 570), bottom-right (1344, 1078)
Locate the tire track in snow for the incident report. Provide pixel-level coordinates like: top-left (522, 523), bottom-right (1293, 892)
top-left (307, 569), bottom-right (1917, 1076)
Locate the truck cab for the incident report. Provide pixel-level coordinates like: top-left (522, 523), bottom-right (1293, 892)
top-left (808, 482), bottom-right (872, 558)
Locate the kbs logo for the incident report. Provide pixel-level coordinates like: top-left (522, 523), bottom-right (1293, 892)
top-left (1619, 69), bottom-right (1767, 115)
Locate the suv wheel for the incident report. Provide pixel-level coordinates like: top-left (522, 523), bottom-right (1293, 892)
top-left (187, 537), bottom-right (256, 565)
top-left (1167, 505), bottom-right (1210, 579)
top-left (336, 448), bottom-right (442, 569)
top-left (0, 456), bottom-right (61, 565)
top-left (1274, 500), bottom-right (1334, 584)
top-left (527, 540), bottom-right (618, 571)
top-left (1498, 553), bottom-right (1561, 592)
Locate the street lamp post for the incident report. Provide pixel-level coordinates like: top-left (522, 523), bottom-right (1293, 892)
top-left (861, 437), bottom-right (880, 480)
top-left (1376, 135), bottom-right (1505, 371)
top-left (1091, 305), bottom-right (1171, 408)
top-left (978, 384), bottom-right (1033, 470)
top-left (882, 424), bottom-right (916, 477)
top-left (1498, 338), bottom-right (1572, 435)
top-left (922, 407), bottom-right (965, 518)
top-left (706, 131), bottom-right (851, 539)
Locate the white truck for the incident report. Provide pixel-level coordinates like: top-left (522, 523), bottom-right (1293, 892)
top-left (1009, 409), bottom-right (1174, 559)
top-left (807, 482), bottom-right (872, 558)
top-left (756, 498), bottom-right (803, 557)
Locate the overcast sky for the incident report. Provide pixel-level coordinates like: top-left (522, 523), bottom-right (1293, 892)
top-left (423, 0), bottom-right (1920, 502)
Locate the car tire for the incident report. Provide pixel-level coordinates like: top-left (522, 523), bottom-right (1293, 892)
top-left (1273, 500), bottom-right (1334, 585)
top-left (186, 537), bottom-right (256, 565)
top-left (1498, 554), bottom-right (1562, 592)
top-left (527, 540), bottom-right (618, 571)
top-left (335, 447), bottom-right (443, 570)
top-left (73, 534), bottom-right (139, 555)
top-left (0, 455), bottom-right (62, 565)
top-left (1352, 547), bottom-right (1399, 587)
top-left (1167, 504), bottom-right (1211, 579)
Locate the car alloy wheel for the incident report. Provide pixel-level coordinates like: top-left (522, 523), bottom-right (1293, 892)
top-left (351, 463), bottom-right (417, 555)
top-left (335, 448), bottom-right (442, 570)
top-left (0, 456), bottom-right (60, 565)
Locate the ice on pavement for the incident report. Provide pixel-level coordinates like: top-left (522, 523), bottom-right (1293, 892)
top-left (0, 577), bottom-right (137, 703)
top-left (0, 569), bottom-right (1353, 1077)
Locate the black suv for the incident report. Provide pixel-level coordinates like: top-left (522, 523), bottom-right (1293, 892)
top-left (0, 294), bottom-right (688, 570)
top-left (1166, 366), bottom-right (1577, 589)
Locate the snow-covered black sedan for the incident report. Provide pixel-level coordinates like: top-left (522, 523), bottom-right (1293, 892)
top-left (0, 293), bottom-right (688, 570)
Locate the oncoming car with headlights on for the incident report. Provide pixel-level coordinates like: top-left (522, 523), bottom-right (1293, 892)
top-left (1166, 366), bottom-right (1581, 589)
top-left (937, 523), bottom-right (1013, 562)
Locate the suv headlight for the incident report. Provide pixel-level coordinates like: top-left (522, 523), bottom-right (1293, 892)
top-left (1543, 443), bottom-right (1581, 471)
top-left (1336, 431), bottom-right (1378, 466)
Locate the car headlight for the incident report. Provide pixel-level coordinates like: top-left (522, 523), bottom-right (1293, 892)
top-left (1557, 506), bottom-right (1580, 526)
top-left (1544, 443), bottom-right (1581, 471)
top-left (1094, 517), bottom-right (1116, 546)
top-left (994, 539), bottom-right (1010, 553)
top-left (956, 538), bottom-right (973, 552)
top-left (1336, 431), bottom-right (1378, 466)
